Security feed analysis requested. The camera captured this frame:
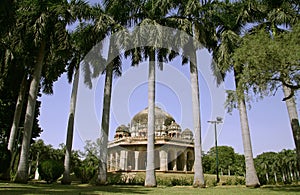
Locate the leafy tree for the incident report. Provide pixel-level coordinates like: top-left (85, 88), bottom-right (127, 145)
top-left (208, 146), bottom-right (235, 176)
top-left (233, 0), bottom-right (300, 173)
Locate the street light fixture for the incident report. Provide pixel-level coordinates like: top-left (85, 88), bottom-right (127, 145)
top-left (208, 117), bottom-right (223, 183)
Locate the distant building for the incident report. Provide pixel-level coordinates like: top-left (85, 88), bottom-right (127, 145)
top-left (108, 106), bottom-right (195, 172)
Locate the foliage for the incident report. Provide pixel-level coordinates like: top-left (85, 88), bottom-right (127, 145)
top-left (0, 146), bottom-right (11, 180)
top-left (255, 149), bottom-right (298, 185)
top-left (203, 146), bottom-right (245, 176)
top-left (73, 159), bottom-right (97, 184)
top-left (38, 159), bottom-right (64, 183)
top-left (28, 140), bottom-right (81, 180)
top-left (233, 24), bottom-right (300, 100)
top-left (72, 139), bottom-right (100, 184)
top-left (106, 172), bottom-right (144, 185)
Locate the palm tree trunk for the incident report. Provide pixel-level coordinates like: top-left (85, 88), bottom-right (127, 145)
top-left (14, 40), bottom-right (46, 183)
top-left (97, 59), bottom-right (114, 185)
top-left (8, 75), bottom-right (27, 152)
top-left (274, 172), bottom-right (277, 183)
top-left (62, 67), bottom-right (80, 185)
top-left (234, 70), bottom-right (260, 187)
top-left (145, 48), bottom-right (157, 187)
top-left (190, 52), bottom-right (205, 188)
top-left (282, 85), bottom-right (300, 173)
top-left (237, 97), bottom-right (260, 187)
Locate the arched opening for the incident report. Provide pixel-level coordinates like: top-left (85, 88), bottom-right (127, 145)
top-left (138, 151), bottom-right (147, 170)
top-left (176, 151), bottom-right (184, 171)
top-left (167, 150), bottom-right (175, 171)
top-left (127, 151), bottom-right (135, 170)
top-left (187, 151), bottom-right (194, 171)
top-left (155, 150), bottom-right (160, 170)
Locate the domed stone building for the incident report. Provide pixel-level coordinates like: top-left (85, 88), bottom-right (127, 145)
top-left (107, 106), bottom-right (195, 172)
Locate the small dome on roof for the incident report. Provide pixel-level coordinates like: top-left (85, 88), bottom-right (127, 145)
top-left (116, 125), bottom-right (130, 133)
top-left (182, 128), bottom-right (193, 140)
top-left (167, 121), bottom-right (181, 132)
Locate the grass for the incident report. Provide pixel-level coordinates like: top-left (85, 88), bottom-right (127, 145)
top-left (0, 173), bottom-right (298, 194)
top-left (0, 181), bottom-right (300, 195)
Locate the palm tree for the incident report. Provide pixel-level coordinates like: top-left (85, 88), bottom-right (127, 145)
top-left (211, 0), bottom-right (260, 187)
top-left (106, 0), bottom-right (175, 186)
top-left (127, 1), bottom-right (179, 186)
top-left (97, 41), bottom-right (122, 185)
top-left (14, 0), bottom-right (75, 183)
top-left (61, 1), bottom-right (100, 184)
top-left (7, 76), bottom-right (27, 152)
top-left (93, 2), bottom-right (128, 185)
top-left (172, 0), bottom-right (218, 187)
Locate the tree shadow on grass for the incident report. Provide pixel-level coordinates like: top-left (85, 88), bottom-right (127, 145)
top-left (0, 181), bottom-right (152, 194)
top-left (262, 185), bottom-right (300, 193)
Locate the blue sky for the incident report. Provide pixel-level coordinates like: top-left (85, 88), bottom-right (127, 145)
top-left (38, 0), bottom-right (298, 156)
top-left (38, 47), bottom-right (298, 157)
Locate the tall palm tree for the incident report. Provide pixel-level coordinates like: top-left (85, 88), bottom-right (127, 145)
top-left (97, 40), bottom-right (122, 185)
top-left (172, 0), bottom-right (217, 187)
top-left (93, 2), bottom-right (127, 185)
top-left (7, 75), bottom-right (27, 152)
top-left (126, 0), bottom-right (178, 186)
top-left (61, 1), bottom-right (102, 184)
top-left (14, 0), bottom-right (75, 183)
top-left (211, 0), bottom-right (260, 187)
top-left (105, 0), bottom-right (175, 186)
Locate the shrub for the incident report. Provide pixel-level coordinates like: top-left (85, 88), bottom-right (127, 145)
top-left (74, 165), bottom-right (97, 184)
top-left (106, 172), bottom-right (144, 185)
top-left (234, 176), bottom-right (245, 185)
top-left (156, 177), bottom-right (193, 186)
top-left (0, 147), bottom-right (11, 180)
top-left (38, 160), bottom-right (64, 183)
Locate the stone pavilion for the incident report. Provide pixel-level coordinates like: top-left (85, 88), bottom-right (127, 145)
top-left (107, 106), bottom-right (195, 172)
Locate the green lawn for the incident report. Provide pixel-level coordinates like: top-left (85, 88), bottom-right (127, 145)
top-left (0, 182), bottom-right (300, 195)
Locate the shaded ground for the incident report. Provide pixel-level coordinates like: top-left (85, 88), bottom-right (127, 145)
top-left (0, 182), bottom-right (300, 195)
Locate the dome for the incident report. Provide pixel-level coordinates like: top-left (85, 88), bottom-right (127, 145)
top-left (182, 128), bottom-right (193, 140)
top-left (132, 106), bottom-right (174, 123)
top-left (130, 106), bottom-right (175, 135)
top-left (167, 121), bottom-right (181, 132)
top-left (116, 125), bottom-right (130, 133)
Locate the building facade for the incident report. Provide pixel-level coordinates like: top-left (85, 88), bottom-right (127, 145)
top-left (107, 106), bottom-right (195, 172)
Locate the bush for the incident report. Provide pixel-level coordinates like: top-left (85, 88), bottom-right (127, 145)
top-left (74, 165), bottom-right (97, 184)
top-left (234, 176), bottom-right (245, 185)
top-left (156, 177), bottom-right (193, 186)
top-left (0, 147), bottom-right (11, 180)
top-left (38, 160), bottom-right (64, 183)
top-left (106, 172), bottom-right (144, 185)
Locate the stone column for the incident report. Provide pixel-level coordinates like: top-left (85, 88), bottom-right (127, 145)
top-left (115, 152), bottom-right (119, 170)
top-left (183, 151), bottom-right (187, 172)
top-left (134, 151), bottom-right (139, 171)
top-left (109, 153), bottom-right (113, 171)
top-left (159, 149), bottom-right (168, 171)
top-left (119, 150), bottom-right (128, 171)
top-left (173, 149), bottom-right (177, 171)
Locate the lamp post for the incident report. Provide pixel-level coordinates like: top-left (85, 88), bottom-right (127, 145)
top-left (208, 117), bottom-right (223, 183)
